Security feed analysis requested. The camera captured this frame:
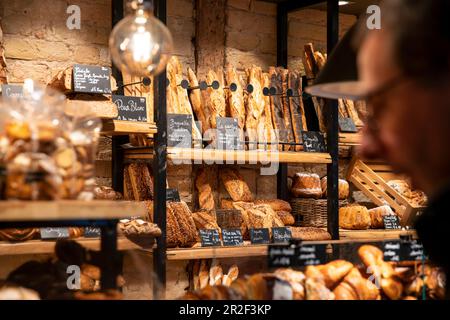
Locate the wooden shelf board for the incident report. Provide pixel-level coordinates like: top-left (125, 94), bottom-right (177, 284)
top-left (101, 120), bottom-right (157, 135)
top-left (0, 236), bottom-right (149, 256)
top-left (339, 229), bottom-right (417, 241)
top-left (339, 132), bottom-right (361, 146)
top-left (167, 243), bottom-right (268, 260)
top-left (125, 147), bottom-right (331, 164)
top-left (0, 200), bottom-right (147, 222)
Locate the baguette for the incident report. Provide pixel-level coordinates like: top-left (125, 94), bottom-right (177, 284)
top-left (225, 65), bottom-right (246, 129)
top-left (288, 71), bottom-right (305, 151)
top-left (261, 72), bottom-right (276, 149)
top-left (187, 67), bottom-right (210, 134)
top-left (219, 168), bottom-right (253, 202)
top-left (245, 67), bottom-right (263, 149)
top-left (199, 260), bottom-right (210, 289)
top-left (206, 69), bottom-right (226, 128)
top-left (209, 261), bottom-right (224, 286)
top-left (269, 67), bottom-right (287, 151)
top-left (195, 167), bottom-right (215, 210)
top-left (304, 43), bottom-right (319, 78)
top-left (127, 163), bottom-right (153, 201)
top-left (344, 99), bottom-right (364, 127)
top-left (279, 68), bottom-right (295, 151)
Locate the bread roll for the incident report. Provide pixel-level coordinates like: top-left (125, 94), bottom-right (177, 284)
top-left (291, 173), bottom-right (322, 198)
top-left (219, 168), bottom-right (253, 202)
top-left (368, 205), bottom-right (396, 229)
top-left (320, 177), bottom-right (349, 200)
top-left (339, 205), bottom-right (371, 230)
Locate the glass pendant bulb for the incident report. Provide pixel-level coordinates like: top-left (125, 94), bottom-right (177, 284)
top-left (109, 0), bottom-right (173, 76)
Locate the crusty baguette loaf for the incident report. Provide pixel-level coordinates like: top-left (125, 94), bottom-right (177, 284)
top-left (314, 51), bottom-right (326, 71)
top-left (338, 99), bottom-right (350, 118)
top-left (209, 261), bottom-right (224, 286)
top-left (311, 96), bottom-right (327, 133)
top-left (219, 168), bottom-right (253, 202)
top-left (166, 203), bottom-right (181, 247)
top-left (279, 68), bottom-right (295, 151)
top-left (206, 69), bottom-right (226, 128)
top-left (127, 163), bottom-right (153, 200)
top-left (169, 201), bottom-right (197, 247)
top-left (188, 67), bottom-right (210, 134)
top-left (192, 210), bottom-right (220, 232)
top-left (269, 67), bottom-right (287, 151)
top-left (254, 199), bottom-right (292, 212)
top-left (225, 65), bottom-right (246, 129)
top-left (304, 43), bottom-right (319, 78)
top-left (344, 99), bottom-right (364, 127)
top-left (123, 165), bottom-right (134, 200)
top-left (288, 71), bottom-right (305, 151)
top-left (245, 67), bottom-right (264, 149)
top-left (261, 72), bottom-right (276, 149)
top-left (195, 167), bottom-right (215, 210)
top-left (199, 260), bottom-right (210, 289)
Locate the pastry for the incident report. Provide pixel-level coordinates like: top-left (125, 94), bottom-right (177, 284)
top-left (254, 199), bottom-right (292, 212)
top-left (305, 278), bottom-right (335, 300)
top-left (288, 227), bottom-right (331, 241)
top-left (276, 211), bottom-right (295, 226)
top-left (219, 168), bottom-right (253, 202)
top-left (320, 177), bottom-right (350, 200)
top-left (368, 205), bottom-right (396, 229)
top-left (273, 268), bottom-right (305, 300)
top-left (380, 277), bottom-right (403, 300)
top-left (333, 267), bottom-right (380, 300)
top-left (339, 205), bottom-right (371, 230)
top-left (195, 167), bottom-right (215, 210)
top-left (358, 245), bottom-right (395, 279)
top-left (305, 260), bottom-right (353, 289)
top-left (291, 173), bottom-right (322, 198)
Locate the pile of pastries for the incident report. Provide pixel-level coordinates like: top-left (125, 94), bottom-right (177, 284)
top-left (387, 179), bottom-right (427, 207)
top-left (0, 85), bottom-right (101, 200)
top-left (181, 245), bottom-right (445, 300)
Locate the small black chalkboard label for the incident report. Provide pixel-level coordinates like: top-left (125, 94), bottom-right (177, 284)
top-left (383, 241), bottom-right (401, 262)
top-left (383, 215), bottom-right (401, 230)
top-left (249, 228), bottom-right (270, 244)
top-left (1, 84), bottom-right (23, 98)
top-left (301, 131), bottom-right (327, 153)
top-left (222, 228), bottom-right (243, 246)
top-left (167, 114), bottom-right (192, 148)
top-left (112, 95), bottom-right (147, 122)
top-left (199, 229), bottom-right (221, 247)
top-left (166, 188), bottom-right (181, 202)
top-left (272, 227), bottom-right (292, 244)
top-left (84, 227), bottom-right (101, 238)
top-left (402, 239), bottom-right (425, 261)
top-left (338, 117), bottom-right (357, 133)
top-left (73, 64), bottom-right (111, 94)
top-left (268, 244), bottom-right (296, 268)
top-left (216, 117), bottom-right (243, 150)
top-left (297, 244), bottom-right (326, 266)
top-left (40, 227), bottom-right (70, 239)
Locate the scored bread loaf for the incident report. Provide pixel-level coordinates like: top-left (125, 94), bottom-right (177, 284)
top-left (291, 173), bottom-right (322, 198)
top-left (368, 205), bottom-right (396, 229)
top-left (169, 201), bottom-right (197, 247)
top-left (166, 203), bottom-right (181, 247)
top-left (320, 177), bottom-right (349, 200)
top-left (225, 65), bottom-right (246, 129)
top-left (261, 72), bottom-right (276, 149)
top-left (192, 210), bottom-right (221, 232)
top-left (269, 67), bottom-right (287, 151)
top-left (207, 69), bottom-right (226, 128)
top-left (339, 205), bottom-right (371, 230)
top-left (127, 163), bottom-right (153, 201)
top-left (187, 67), bottom-right (210, 134)
top-left (219, 168), bottom-right (253, 202)
top-left (276, 211), bottom-right (295, 226)
top-left (254, 204), bottom-right (284, 227)
top-left (279, 68), bottom-right (295, 151)
top-left (195, 167), bottom-right (215, 211)
top-left (288, 227), bottom-right (331, 241)
top-left (288, 71), bottom-right (305, 151)
top-left (245, 67), bottom-right (264, 148)
top-left (254, 199), bottom-right (292, 212)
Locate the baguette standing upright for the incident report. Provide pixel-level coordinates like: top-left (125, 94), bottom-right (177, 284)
top-left (187, 67), bottom-right (210, 134)
top-left (225, 65), bottom-right (246, 130)
top-left (269, 67), bottom-right (287, 151)
top-left (206, 69), bottom-right (226, 128)
top-left (288, 71), bottom-right (305, 151)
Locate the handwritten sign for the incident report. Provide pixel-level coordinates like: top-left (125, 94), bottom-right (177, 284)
top-left (73, 64), bottom-right (111, 94)
top-left (84, 227), bottom-right (101, 238)
top-left (112, 95), bottom-right (147, 122)
top-left (222, 229), bottom-right (243, 246)
top-left (199, 229), bottom-right (221, 247)
top-left (216, 117), bottom-right (243, 150)
top-left (1, 84), bottom-right (23, 98)
top-left (268, 244), bottom-right (296, 268)
top-left (166, 188), bottom-right (181, 202)
top-left (383, 241), bottom-right (401, 262)
top-left (167, 114), bottom-right (192, 148)
top-left (383, 215), bottom-right (401, 230)
top-left (40, 227), bottom-right (70, 239)
top-left (297, 244), bottom-right (327, 266)
top-left (249, 228), bottom-right (270, 244)
top-left (402, 240), bottom-right (425, 261)
top-left (272, 227), bottom-right (292, 244)
top-left (338, 117), bottom-right (357, 133)
top-left (301, 131), bottom-right (327, 153)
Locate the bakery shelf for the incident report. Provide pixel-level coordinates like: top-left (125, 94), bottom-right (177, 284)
top-left (339, 132), bottom-right (361, 146)
top-left (101, 120), bottom-right (157, 135)
top-left (0, 236), bottom-right (149, 256)
top-left (339, 229), bottom-right (417, 241)
top-left (0, 200), bottom-right (147, 222)
top-left (125, 147), bottom-right (332, 164)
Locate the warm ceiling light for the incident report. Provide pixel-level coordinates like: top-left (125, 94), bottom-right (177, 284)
top-left (339, 1), bottom-right (351, 5)
top-left (109, 0), bottom-right (173, 77)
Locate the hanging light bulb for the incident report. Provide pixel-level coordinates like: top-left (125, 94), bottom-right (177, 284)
top-left (109, 0), bottom-right (173, 76)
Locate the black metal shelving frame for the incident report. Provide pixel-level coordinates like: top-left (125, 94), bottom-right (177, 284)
top-left (110, 0), bottom-right (341, 299)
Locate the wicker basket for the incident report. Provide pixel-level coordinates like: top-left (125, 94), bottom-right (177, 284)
top-left (290, 198), bottom-right (348, 227)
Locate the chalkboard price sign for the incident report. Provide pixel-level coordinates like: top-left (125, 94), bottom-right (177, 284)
top-left (166, 188), bottom-right (181, 202)
top-left (167, 114), bottom-right (193, 148)
top-left (1, 84), bottom-right (23, 98)
top-left (301, 131), bottom-right (327, 153)
top-left (84, 227), bottom-right (101, 238)
top-left (250, 228), bottom-right (270, 244)
top-left (268, 244), bottom-right (296, 268)
top-left (338, 117), bottom-right (358, 133)
top-left (402, 239), bottom-right (425, 261)
top-left (297, 244), bottom-right (327, 266)
top-left (222, 229), bottom-right (243, 246)
top-left (40, 227), bottom-right (70, 239)
top-left (383, 241), bottom-right (401, 262)
top-left (73, 64), bottom-right (111, 94)
top-left (272, 227), bottom-right (292, 244)
top-left (199, 229), bottom-right (221, 247)
top-left (216, 117), bottom-right (243, 150)
top-left (112, 95), bottom-right (147, 122)
top-left (383, 215), bottom-right (401, 230)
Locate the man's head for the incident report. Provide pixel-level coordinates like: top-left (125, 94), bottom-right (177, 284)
top-left (357, 0), bottom-right (450, 196)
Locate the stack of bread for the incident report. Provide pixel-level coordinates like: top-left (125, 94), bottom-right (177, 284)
top-left (192, 260), bottom-right (239, 290)
top-left (339, 204), bottom-right (401, 230)
top-left (181, 245), bottom-right (445, 300)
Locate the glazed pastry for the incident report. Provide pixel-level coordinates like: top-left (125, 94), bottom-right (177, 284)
top-left (305, 260), bottom-right (353, 289)
top-left (291, 173), bottom-right (322, 199)
top-left (339, 205), bottom-right (371, 230)
top-left (305, 278), bottom-right (335, 300)
top-left (333, 268), bottom-right (380, 300)
top-left (320, 177), bottom-right (350, 200)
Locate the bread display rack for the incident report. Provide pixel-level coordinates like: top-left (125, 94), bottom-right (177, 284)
top-left (0, 200), bottom-right (147, 289)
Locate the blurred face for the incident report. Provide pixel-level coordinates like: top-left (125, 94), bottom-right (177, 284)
top-left (357, 30), bottom-right (450, 196)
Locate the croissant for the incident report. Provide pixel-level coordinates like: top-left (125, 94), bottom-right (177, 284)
top-left (381, 277), bottom-right (403, 300)
top-left (305, 260), bottom-right (353, 289)
top-left (333, 268), bottom-right (380, 300)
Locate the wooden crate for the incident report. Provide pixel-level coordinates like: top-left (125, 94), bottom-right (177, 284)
top-left (346, 157), bottom-right (425, 227)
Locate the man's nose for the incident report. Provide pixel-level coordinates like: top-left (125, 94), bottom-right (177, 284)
top-left (357, 125), bottom-right (384, 160)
